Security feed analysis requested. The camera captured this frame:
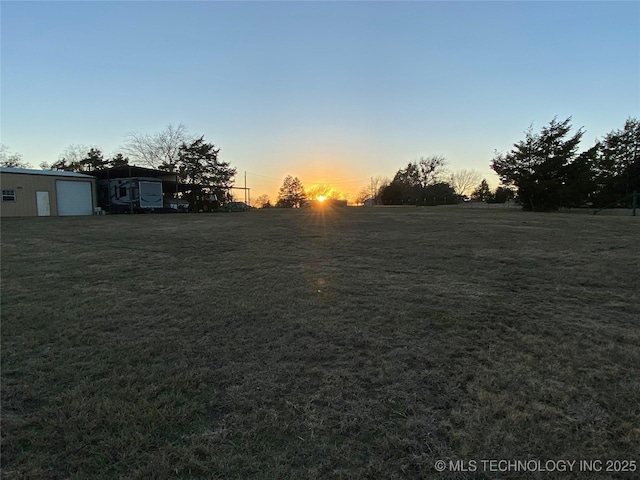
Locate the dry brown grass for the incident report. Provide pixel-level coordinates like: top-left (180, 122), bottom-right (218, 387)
top-left (2, 207), bottom-right (639, 479)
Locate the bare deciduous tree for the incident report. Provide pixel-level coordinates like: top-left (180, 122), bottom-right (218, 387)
top-left (58, 144), bottom-right (96, 164)
top-left (417, 155), bottom-right (448, 187)
top-left (449, 169), bottom-right (482, 196)
top-left (121, 123), bottom-right (192, 170)
top-left (358, 176), bottom-right (390, 204)
top-left (306, 184), bottom-right (347, 201)
top-left (355, 188), bottom-right (370, 205)
top-left (50, 145), bottom-right (104, 171)
top-left (0, 144), bottom-right (31, 168)
top-left (372, 175), bottom-right (390, 200)
top-left (252, 194), bottom-right (271, 208)
top-left (393, 156), bottom-right (448, 189)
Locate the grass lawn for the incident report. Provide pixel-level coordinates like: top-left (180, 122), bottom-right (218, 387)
top-left (2, 207), bottom-right (639, 479)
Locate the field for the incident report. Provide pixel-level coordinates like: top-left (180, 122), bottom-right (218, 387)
top-left (2, 207), bottom-right (639, 479)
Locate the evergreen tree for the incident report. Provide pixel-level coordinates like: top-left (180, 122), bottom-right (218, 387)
top-left (109, 153), bottom-right (130, 168)
top-left (176, 136), bottom-right (236, 210)
top-left (50, 159), bottom-right (76, 171)
top-left (52, 144), bottom-right (98, 172)
top-left (491, 117), bottom-right (583, 211)
top-left (79, 148), bottom-right (108, 171)
top-left (471, 179), bottom-right (492, 201)
top-left (490, 186), bottom-right (515, 204)
top-left (559, 143), bottom-right (599, 207)
top-left (593, 118), bottom-right (640, 206)
top-left (276, 175), bottom-right (306, 208)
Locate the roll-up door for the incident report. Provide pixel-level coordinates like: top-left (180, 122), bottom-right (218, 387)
top-left (56, 180), bottom-right (93, 216)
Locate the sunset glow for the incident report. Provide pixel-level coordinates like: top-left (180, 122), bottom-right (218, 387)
top-left (306, 184), bottom-right (348, 202)
top-left (1, 2), bottom-right (635, 205)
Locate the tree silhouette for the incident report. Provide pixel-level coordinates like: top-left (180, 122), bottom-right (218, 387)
top-left (449, 169), bottom-right (482, 197)
top-left (491, 117), bottom-right (583, 211)
top-left (122, 123), bottom-right (192, 170)
top-left (0, 145), bottom-right (30, 169)
top-left (177, 136), bottom-right (236, 210)
top-left (471, 179), bottom-right (492, 201)
top-left (109, 153), bottom-right (130, 168)
top-left (276, 176), bottom-right (306, 208)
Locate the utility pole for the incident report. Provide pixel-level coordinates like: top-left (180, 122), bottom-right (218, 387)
top-left (107, 168), bottom-right (111, 213)
top-left (129, 165), bottom-right (133, 214)
top-left (370, 176), bottom-right (374, 206)
top-left (244, 171), bottom-right (247, 204)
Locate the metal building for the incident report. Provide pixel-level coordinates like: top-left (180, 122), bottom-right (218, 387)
top-left (0, 167), bottom-right (97, 217)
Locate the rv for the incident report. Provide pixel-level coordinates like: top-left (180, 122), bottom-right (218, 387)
top-left (98, 177), bottom-right (164, 213)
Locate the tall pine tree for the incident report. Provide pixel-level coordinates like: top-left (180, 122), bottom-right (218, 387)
top-left (174, 136), bottom-right (236, 211)
top-left (491, 117), bottom-right (583, 211)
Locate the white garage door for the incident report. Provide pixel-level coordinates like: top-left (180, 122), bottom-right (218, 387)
top-left (56, 180), bottom-right (93, 216)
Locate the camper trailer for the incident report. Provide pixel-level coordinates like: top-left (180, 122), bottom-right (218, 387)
top-left (98, 177), bottom-right (164, 213)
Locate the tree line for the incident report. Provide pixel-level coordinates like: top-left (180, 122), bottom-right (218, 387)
top-left (3, 116), bottom-right (637, 212)
top-left (256, 175), bottom-right (346, 208)
top-left (491, 117), bottom-right (639, 211)
top-left (353, 116), bottom-right (637, 210)
top-left (360, 157), bottom-right (508, 206)
top-left (272, 166), bottom-right (487, 208)
top-left (260, 175), bottom-right (355, 208)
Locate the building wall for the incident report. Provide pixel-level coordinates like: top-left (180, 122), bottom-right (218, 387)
top-left (0, 172), bottom-right (96, 217)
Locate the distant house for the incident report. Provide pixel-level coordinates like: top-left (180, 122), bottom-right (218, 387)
top-left (0, 167), bottom-right (96, 217)
top-left (328, 199), bottom-right (348, 207)
top-left (303, 198), bottom-right (348, 208)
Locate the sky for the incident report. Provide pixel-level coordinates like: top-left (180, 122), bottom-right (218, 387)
top-left (2, 1), bottom-right (639, 201)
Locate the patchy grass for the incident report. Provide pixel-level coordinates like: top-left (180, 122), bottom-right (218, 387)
top-left (2, 207), bottom-right (639, 479)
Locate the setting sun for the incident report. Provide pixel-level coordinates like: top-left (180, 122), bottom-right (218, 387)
top-left (306, 184), bottom-right (348, 203)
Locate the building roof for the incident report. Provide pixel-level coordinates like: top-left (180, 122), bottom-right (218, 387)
top-left (88, 166), bottom-right (179, 180)
top-left (88, 167), bottom-right (234, 193)
top-left (0, 167), bottom-right (95, 179)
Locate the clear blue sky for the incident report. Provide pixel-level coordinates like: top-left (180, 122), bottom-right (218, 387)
top-left (2, 1), bottom-right (638, 199)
